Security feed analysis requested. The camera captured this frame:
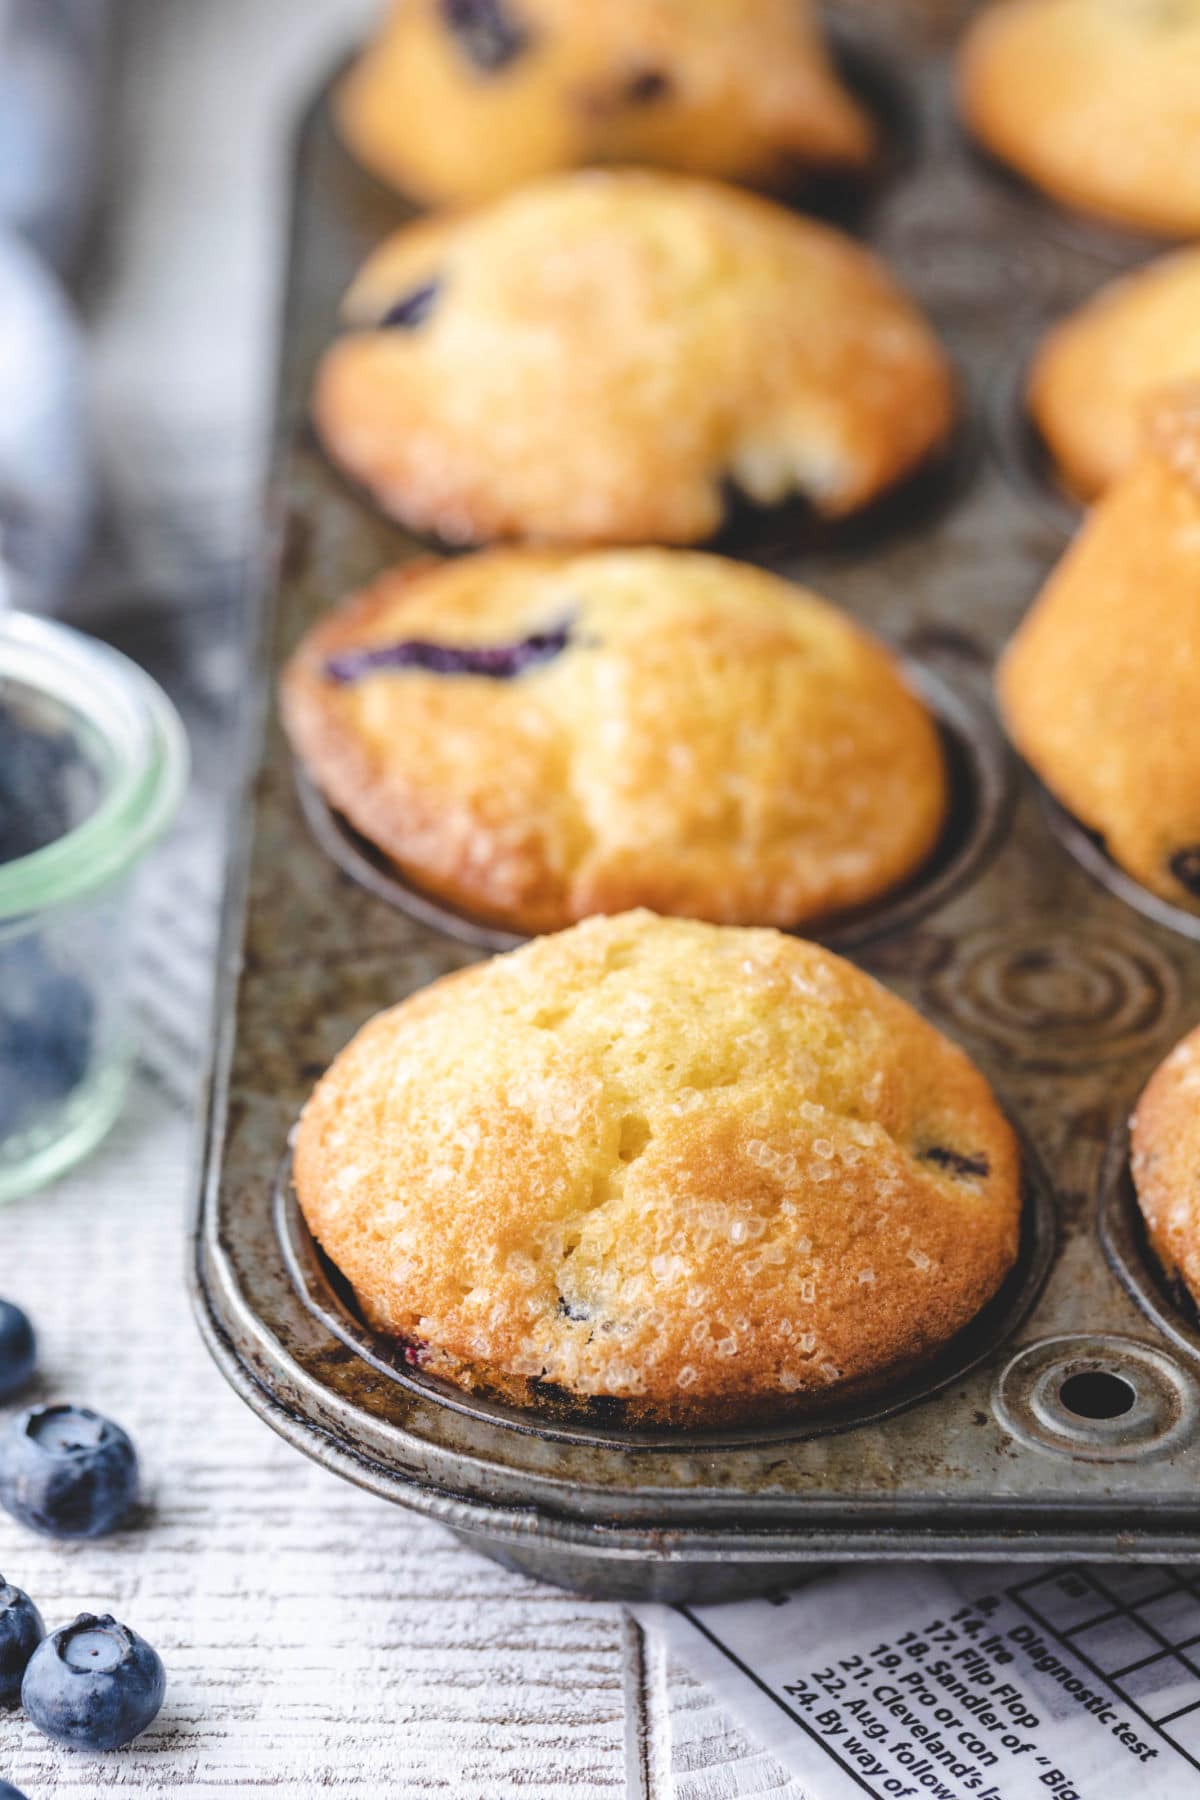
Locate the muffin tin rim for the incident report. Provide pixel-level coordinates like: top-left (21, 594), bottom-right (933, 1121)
top-left (1038, 784), bottom-right (1200, 946)
top-left (192, 13), bottom-right (1200, 1598)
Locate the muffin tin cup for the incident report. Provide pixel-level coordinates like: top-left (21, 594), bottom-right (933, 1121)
top-left (195, 1), bottom-right (1200, 1600)
top-left (1038, 785), bottom-right (1200, 946)
top-left (313, 49), bottom-right (971, 570)
top-left (275, 1115), bottom-right (1056, 1454)
top-left (292, 658), bottom-right (1013, 956)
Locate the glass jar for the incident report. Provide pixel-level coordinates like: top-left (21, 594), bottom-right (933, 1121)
top-left (0, 611), bottom-right (188, 1201)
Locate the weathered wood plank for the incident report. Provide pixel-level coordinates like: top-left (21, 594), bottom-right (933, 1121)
top-left (0, 1095), bottom-right (636, 1796)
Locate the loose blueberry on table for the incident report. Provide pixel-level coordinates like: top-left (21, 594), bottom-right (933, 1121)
top-left (0, 1405), bottom-right (138, 1539)
top-left (0, 1782), bottom-right (30, 1799)
top-left (0, 1301), bottom-right (36, 1400)
top-left (0, 1576), bottom-right (44, 1707)
top-left (21, 1613), bottom-right (165, 1752)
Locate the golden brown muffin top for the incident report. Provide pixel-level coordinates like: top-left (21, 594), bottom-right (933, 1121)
top-left (998, 386), bottom-right (1200, 912)
top-left (281, 548), bottom-right (947, 934)
top-left (1029, 248), bottom-right (1200, 501)
top-left (294, 911), bottom-right (1022, 1426)
top-left (1133, 1022), bottom-right (1200, 1309)
top-left (959, 0), bottom-right (1200, 236)
top-left (312, 169), bottom-right (955, 545)
top-left (337, 0), bottom-right (873, 206)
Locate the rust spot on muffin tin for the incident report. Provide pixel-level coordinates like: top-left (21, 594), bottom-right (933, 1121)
top-left (291, 658), bottom-right (1014, 956)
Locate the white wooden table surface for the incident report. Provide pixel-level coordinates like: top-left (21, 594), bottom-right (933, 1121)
top-left (0, 3), bottom-right (810, 1793)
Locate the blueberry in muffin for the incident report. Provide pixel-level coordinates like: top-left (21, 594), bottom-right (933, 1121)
top-left (336, 0), bottom-right (875, 206)
top-left (997, 385), bottom-right (1200, 913)
top-left (313, 169), bottom-right (956, 546)
top-left (293, 911), bottom-right (1022, 1426)
top-left (281, 548), bottom-right (948, 934)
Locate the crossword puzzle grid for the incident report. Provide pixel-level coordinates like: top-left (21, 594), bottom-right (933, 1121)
top-left (1007, 1568), bottom-right (1200, 1768)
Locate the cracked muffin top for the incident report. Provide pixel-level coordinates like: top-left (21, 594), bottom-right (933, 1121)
top-left (336, 0), bottom-right (874, 207)
top-left (293, 910), bottom-right (1022, 1427)
top-left (997, 385), bottom-right (1200, 914)
top-left (311, 169), bottom-right (955, 546)
top-left (1029, 248), bottom-right (1200, 501)
top-left (1132, 1023), bottom-right (1200, 1314)
top-left (280, 548), bottom-right (948, 934)
top-left (958, 0), bottom-right (1200, 237)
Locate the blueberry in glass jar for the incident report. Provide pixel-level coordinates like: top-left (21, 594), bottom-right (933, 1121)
top-left (0, 1300), bottom-right (36, 1399)
top-left (0, 936), bottom-right (95, 1148)
top-left (0, 1574), bottom-right (44, 1706)
top-left (0, 688), bottom-right (97, 866)
top-left (21, 1613), bottom-right (165, 1751)
top-left (0, 613), bottom-right (188, 1203)
top-left (0, 1405), bottom-right (138, 1538)
top-left (0, 684), bottom-right (100, 1152)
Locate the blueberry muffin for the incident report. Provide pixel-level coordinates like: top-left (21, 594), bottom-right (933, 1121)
top-left (336, 0), bottom-right (875, 208)
top-left (1132, 1024), bottom-right (1200, 1313)
top-left (1029, 248), bottom-right (1200, 500)
top-left (281, 548), bottom-right (947, 935)
top-left (959, 0), bottom-right (1200, 238)
top-left (312, 170), bottom-right (956, 546)
top-left (293, 910), bottom-right (1022, 1426)
top-left (997, 386), bottom-right (1200, 913)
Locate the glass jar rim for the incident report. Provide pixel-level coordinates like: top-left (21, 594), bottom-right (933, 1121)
top-left (0, 611), bottom-right (189, 919)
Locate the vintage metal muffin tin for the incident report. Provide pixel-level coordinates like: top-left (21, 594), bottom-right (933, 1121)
top-left (193, 1), bottom-right (1200, 1601)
